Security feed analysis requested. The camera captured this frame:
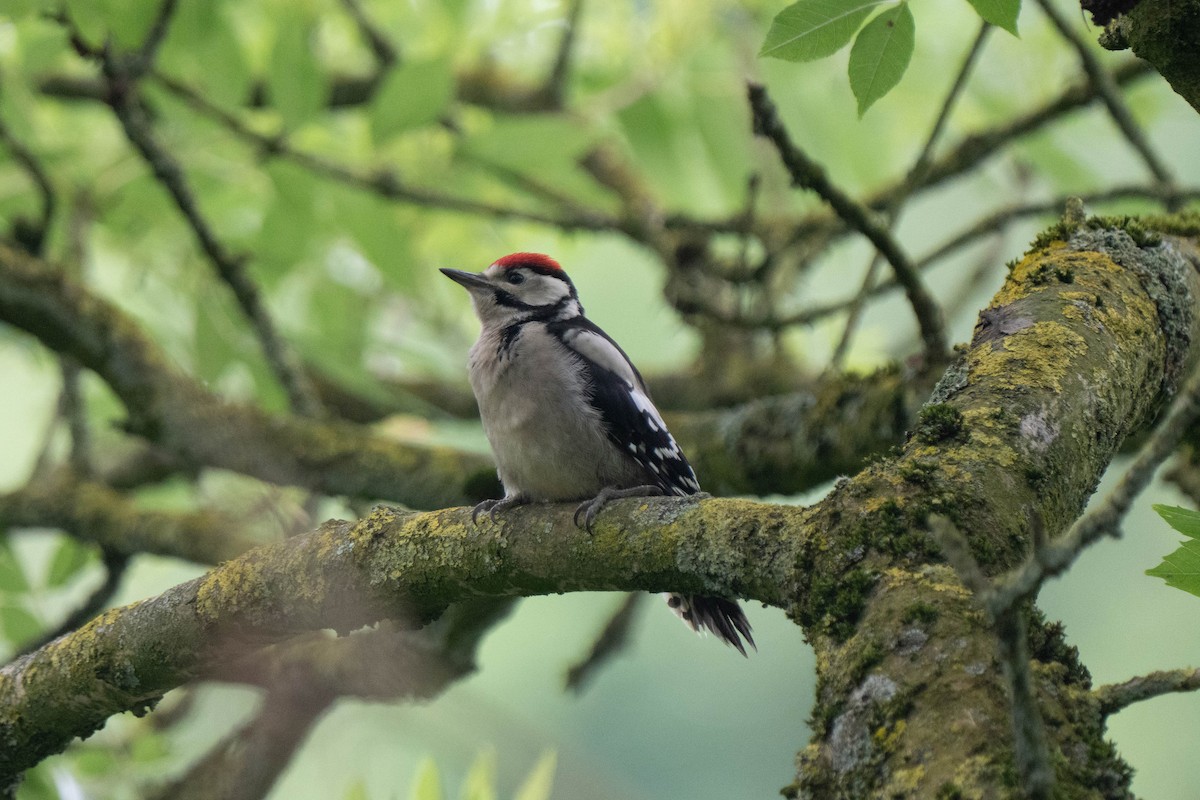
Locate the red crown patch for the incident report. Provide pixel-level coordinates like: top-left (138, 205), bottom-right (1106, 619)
top-left (493, 252), bottom-right (562, 271)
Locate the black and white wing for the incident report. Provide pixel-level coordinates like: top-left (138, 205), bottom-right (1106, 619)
top-left (548, 317), bottom-right (701, 496)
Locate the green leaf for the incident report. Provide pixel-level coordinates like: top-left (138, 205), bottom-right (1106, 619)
top-left (343, 779), bottom-right (369, 800)
top-left (1154, 504), bottom-right (1200, 539)
top-left (46, 538), bottom-right (93, 588)
top-left (98, 0), bottom-right (162, 51)
top-left (965, 0), bottom-right (1020, 35)
top-left (461, 116), bottom-right (594, 172)
top-left (410, 758), bottom-right (443, 800)
top-left (0, 604), bottom-right (41, 643)
top-left (62, 0), bottom-right (107, 48)
top-left (165, 3), bottom-right (251, 109)
top-left (268, 16), bottom-right (327, 130)
top-left (760, 0), bottom-right (884, 62)
top-left (0, 540), bottom-right (29, 593)
top-left (63, 0), bottom-right (160, 51)
top-left (131, 732), bottom-right (170, 763)
top-left (461, 749), bottom-right (496, 800)
top-left (370, 60), bottom-right (455, 142)
top-left (3, 0), bottom-right (44, 18)
top-left (513, 752), bottom-right (556, 800)
top-left (1147, 537), bottom-right (1200, 599)
top-left (848, 3), bottom-right (915, 116)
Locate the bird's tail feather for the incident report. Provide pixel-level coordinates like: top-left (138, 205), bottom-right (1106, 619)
top-left (665, 593), bottom-right (755, 656)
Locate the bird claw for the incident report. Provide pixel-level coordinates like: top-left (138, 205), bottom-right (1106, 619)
top-left (471, 499), bottom-right (497, 524)
top-left (470, 495), bottom-right (528, 525)
top-left (572, 498), bottom-right (601, 533)
top-left (573, 485), bottom-right (665, 534)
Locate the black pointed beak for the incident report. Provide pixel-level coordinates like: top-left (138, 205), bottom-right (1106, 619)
top-left (440, 268), bottom-right (491, 291)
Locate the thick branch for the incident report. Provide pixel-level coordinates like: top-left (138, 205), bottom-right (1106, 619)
top-left (1108, 0), bottom-right (1200, 114)
top-left (0, 498), bottom-right (806, 778)
top-left (1094, 667), bottom-right (1200, 716)
top-left (0, 243), bottom-right (497, 509)
top-left (669, 367), bottom-right (938, 495)
top-left (0, 470), bottom-right (257, 564)
top-left (790, 218), bottom-right (1199, 794)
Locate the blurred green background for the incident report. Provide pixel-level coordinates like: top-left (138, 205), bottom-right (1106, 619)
top-left (2, 0), bottom-right (1200, 797)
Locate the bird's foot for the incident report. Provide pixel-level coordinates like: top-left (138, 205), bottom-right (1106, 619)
top-left (471, 494), bottom-right (531, 524)
top-left (573, 484), bottom-right (664, 533)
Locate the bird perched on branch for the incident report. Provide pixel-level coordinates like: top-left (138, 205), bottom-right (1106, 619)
top-left (441, 252), bottom-right (754, 655)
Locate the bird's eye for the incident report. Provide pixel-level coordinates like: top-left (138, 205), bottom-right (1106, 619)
top-left (506, 271), bottom-right (526, 285)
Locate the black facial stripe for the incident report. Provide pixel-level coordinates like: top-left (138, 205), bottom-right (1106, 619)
top-left (494, 290), bottom-right (576, 316)
top-left (493, 289), bottom-right (536, 310)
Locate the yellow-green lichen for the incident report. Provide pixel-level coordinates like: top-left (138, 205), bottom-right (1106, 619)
top-left (967, 321), bottom-right (1087, 393)
top-left (884, 763), bottom-right (926, 794)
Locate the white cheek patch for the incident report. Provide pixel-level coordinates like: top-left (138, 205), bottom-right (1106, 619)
top-left (522, 276), bottom-right (570, 306)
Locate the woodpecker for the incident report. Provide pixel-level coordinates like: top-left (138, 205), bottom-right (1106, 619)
top-left (441, 253), bottom-right (754, 655)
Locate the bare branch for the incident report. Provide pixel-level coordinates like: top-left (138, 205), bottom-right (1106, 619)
top-left (831, 22), bottom-right (992, 367)
top-left (1094, 667), bottom-right (1200, 717)
top-left (565, 592), bottom-right (646, 693)
top-left (147, 683), bottom-right (335, 800)
top-left (99, 56), bottom-right (323, 417)
top-left (0, 116), bottom-right (56, 254)
top-left (994, 606), bottom-right (1054, 799)
top-left (0, 243), bottom-right (498, 509)
top-left (338, 0), bottom-right (399, 69)
top-left (545, 0), bottom-right (585, 107)
top-left (747, 82), bottom-right (947, 361)
top-left (1037, 0), bottom-right (1177, 199)
top-left (0, 469), bottom-right (260, 564)
top-left (131, 0), bottom-right (180, 75)
top-left (152, 72), bottom-right (621, 233)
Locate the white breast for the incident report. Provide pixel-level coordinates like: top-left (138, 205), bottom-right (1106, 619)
top-left (468, 323), bottom-right (643, 501)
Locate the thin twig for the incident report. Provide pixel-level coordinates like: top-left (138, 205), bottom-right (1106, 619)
top-left (995, 606), bottom-right (1054, 799)
top-left (1094, 667), bottom-right (1200, 717)
top-left (747, 82), bottom-right (947, 360)
top-left (926, 517), bottom-right (990, 595)
top-left (0, 117), bottom-right (56, 254)
top-left (565, 592), bottom-right (645, 693)
top-left (16, 548), bottom-right (129, 657)
top-left (927, 516), bottom-right (1054, 797)
top-left (99, 56), bottom-right (323, 417)
top-left (338, 0), bottom-right (399, 69)
top-left (151, 71), bottom-right (620, 233)
top-left (990, 360), bottom-right (1200, 612)
top-left (60, 193), bottom-right (95, 475)
top-left (130, 0), bottom-right (180, 76)
top-left (147, 682), bottom-right (336, 800)
top-left (705, 184), bottom-right (1199, 332)
top-left (860, 59), bottom-right (1155, 216)
top-left (902, 23), bottom-right (993, 196)
top-left (60, 362), bottom-right (90, 474)
top-left (1036, 0), bottom-right (1177, 202)
top-left (545, 0), bottom-right (585, 107)
top-left (831, 22), bottom-right (991, 367)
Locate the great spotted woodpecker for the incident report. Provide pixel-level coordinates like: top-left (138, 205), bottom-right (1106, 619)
top-left (441, 253), bottom-right (754, 654)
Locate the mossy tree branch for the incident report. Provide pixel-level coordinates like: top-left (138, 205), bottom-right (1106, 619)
top-left (1099, 0), bottom-right (1200, 114)
top-left (0, 243), bottom-right (498, 510)
top-left (1, 217), bottom-right (1197, 794)
top-left (0, 469), bottom-right (254, 565)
